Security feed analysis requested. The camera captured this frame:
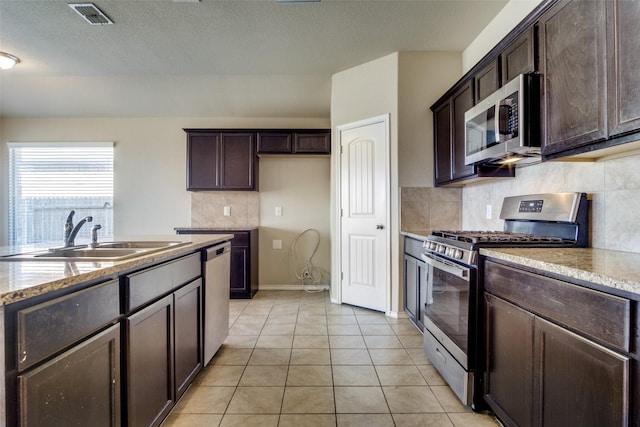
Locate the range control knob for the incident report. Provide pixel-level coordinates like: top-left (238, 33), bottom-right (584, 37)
top-left (453, 249), bottom-right (463, 259)
top-left (436, 244), bottom-right (446, 254)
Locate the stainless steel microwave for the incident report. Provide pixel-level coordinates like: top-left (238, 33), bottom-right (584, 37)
top-left (464, 74), bottom-right (540, 166)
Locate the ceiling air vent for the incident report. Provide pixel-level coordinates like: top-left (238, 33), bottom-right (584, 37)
top-left (68, 3), bottom-right (113, 25)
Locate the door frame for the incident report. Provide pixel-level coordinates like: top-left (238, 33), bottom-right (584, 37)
top-left (332, 114), bottom-right (391, 313)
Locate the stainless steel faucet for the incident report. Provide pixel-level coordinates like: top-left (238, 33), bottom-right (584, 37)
top-left (90, 224), bottom-right (102, 247)
top-left (64, 210), bottom-right (93, 247)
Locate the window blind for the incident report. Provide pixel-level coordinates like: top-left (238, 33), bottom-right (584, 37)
top-left (8, 143), bottom-right (114, 246)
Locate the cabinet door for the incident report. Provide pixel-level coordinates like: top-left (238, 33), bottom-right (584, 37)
top-left (416, 259), bottom-right (428, 330)
top-left (534, 317), bottom-right (629, 427)
top-left (126, 295), bottom-right (174, 427)
top-left (452, 81), bottom-right (475, 180)
top-left (501, 27), bottom-right (536, 83)
top-left (174, 279), bottom-right (203, 400)
top-left (294, 132), bottom-right (331, 154)
top-left (229, 245), bottom-right (249, 295)
top-left (257, 132), bottom-right (292, 154)
top-left (474, 60), bottom-right (499, 103)
top-left (403, 254), bottom-right (418, 323)
top-left (434, 100), bottom-right (452, 185)
top-left (485, 294), bottom-right (535, 427)
top-left (187, 132), bottom-right (219, 190)
top-left (18, 325), bottom-right (121, 427)
top-left (539, 0), bottom-right (607, 156)
top-left (607, 0), bottom-right (640, 137)
top-left (219, 133), bottom-right (256, 190)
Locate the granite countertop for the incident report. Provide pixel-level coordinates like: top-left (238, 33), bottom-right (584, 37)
top-left (0, 234), bottom-right (233, 306)
top-left (175, 227), bottom-right (259, 232)
top-left (480, 247), bottom-right (640, 299)
top-left (400, 230), bottom-right (431, 241)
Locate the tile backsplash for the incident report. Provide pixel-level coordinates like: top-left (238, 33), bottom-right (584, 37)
top-left (191, 191), bottom-right (260, 228)
top-left (400, 187), bottom-right (462, 232)
top-left (462, 151), bottom-right (640, 253)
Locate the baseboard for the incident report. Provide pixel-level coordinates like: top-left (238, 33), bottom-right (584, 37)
top-left (259, 284), bottom-right (330, 292)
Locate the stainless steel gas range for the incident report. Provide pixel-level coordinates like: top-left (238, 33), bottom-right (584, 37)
top-left (421, 192), bottom-right (588, 410)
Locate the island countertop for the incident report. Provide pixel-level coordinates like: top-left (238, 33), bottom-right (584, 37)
top-left (480, 247), bottom-right (640, 299)
top-left (0, 234), bottom-right (233, 306)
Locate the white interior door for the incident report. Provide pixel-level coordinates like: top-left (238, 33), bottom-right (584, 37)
top-left (338, 116), bottom-right (389, 312)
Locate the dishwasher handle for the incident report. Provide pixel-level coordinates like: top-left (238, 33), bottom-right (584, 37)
top-left (204, 241), bottom-right (231, 261)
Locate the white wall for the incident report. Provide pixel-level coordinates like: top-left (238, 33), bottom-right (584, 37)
top-left (462, 0), bottom-right (544, 73)
top-left (330, 52), bottom-right (463, 314)
top-left (331, 53), bottom-right (400, 312)
top-left (259, 157), bottom-right (331, 288)
top-left (398, 51), bottom-right (461, 187)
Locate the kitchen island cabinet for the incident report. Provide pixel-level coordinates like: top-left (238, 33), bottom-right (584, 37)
top-left (125, 252), bottom-right (202, 427)
top-left (18, 322), bottom-right (121, 427)
top-left (481, 255), bottom-right (636, 427)
top-left (0, 234), bottom-right (232, 427)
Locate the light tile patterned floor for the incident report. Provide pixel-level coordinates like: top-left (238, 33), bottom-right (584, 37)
top-left (161, 290), bottom-right (501, 427)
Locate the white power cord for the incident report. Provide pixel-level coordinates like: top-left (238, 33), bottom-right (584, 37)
top-left (290, 229), bottom-right (329, 293)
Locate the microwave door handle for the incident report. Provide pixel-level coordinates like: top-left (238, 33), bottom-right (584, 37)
top-left (495, 99), bottom-right (502, 142)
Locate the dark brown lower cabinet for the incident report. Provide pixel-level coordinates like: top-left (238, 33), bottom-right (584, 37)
top-left (174, 279), bottom-right (203, 400)
top-left (126, 295), bottom-right (174, 427)
top-left (484, 294), bottom-right (534, 427)
top-left (126, 278), bottom-right (204, 427)
top-left (534, 316), bottom-right (628, 427)
top-left (18, 324), bottom-right (121, 427)
top-left (484, 259), bottom-right (631, 427)
top-left (176, 229), bottom-right (258, 299)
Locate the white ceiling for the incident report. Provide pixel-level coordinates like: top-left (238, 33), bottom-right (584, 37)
top-left (0, 0), bottom-right (508, 118)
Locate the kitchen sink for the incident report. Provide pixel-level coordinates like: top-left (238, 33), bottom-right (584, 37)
top-left (93, 241), bottom-right (185, 249)
top-left (0, 241), bottom-right (190, 262)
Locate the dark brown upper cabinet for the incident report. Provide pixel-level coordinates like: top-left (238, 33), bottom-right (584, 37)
top-left (607, 0), bottom-right (640, 138)
top-left (185, 130), bottom-right (257, 191)
top-left (539, 0), bottom-right (640, 160)
top-left (474, 60), bottom-right (500, 103)
top-left (434, 80), bottom-right (476, 184)
top-left (256, 130), bottom-right (331, 155)
top-left (539, 0), bottom-right (608, 157)
top-left (476, 23), bottom-right (535, 103)
top-left (501, 26), bottom-right (536, 83)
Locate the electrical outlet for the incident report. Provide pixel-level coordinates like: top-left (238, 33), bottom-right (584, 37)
top-left (486, 204), bottom-right (492, 219)
top-left (272, 239), bottom-right (282, 250)
top-left (275, 206), bottom-right (282, 217)
top-left (223, 206), bottom-right (231, 216)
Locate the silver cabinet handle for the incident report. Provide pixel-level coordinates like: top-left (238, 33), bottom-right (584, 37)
top-left (376, 224), bottom-right (384, 230)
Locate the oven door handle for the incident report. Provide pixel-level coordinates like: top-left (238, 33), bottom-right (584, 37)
top-left (421, 253), bottom-right (470, 281)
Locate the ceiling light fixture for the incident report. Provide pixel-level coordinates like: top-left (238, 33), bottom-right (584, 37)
top-left (0, 52), bottom-right (20, 70)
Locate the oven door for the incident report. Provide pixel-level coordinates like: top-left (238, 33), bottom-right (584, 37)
top-left (421, 253), bottom-right (472, 368)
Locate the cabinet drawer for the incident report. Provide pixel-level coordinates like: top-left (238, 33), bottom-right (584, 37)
top-left (404, 236), bottom-right (424, 259)
top-left (17, 279), bottom-right (120, 371)
top-left (485, 260), bottom-right (631, 352)
top-left (423, 329), bottom-right (472, 405)
top-left (126, 252), bottom-right (201, 312)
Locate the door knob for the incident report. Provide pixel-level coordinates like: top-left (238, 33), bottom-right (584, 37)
top-left (376, 224), bottom-right (384, 230)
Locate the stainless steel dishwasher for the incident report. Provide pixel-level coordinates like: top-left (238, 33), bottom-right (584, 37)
top-left (203, 241), bottom-right (231, 365)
